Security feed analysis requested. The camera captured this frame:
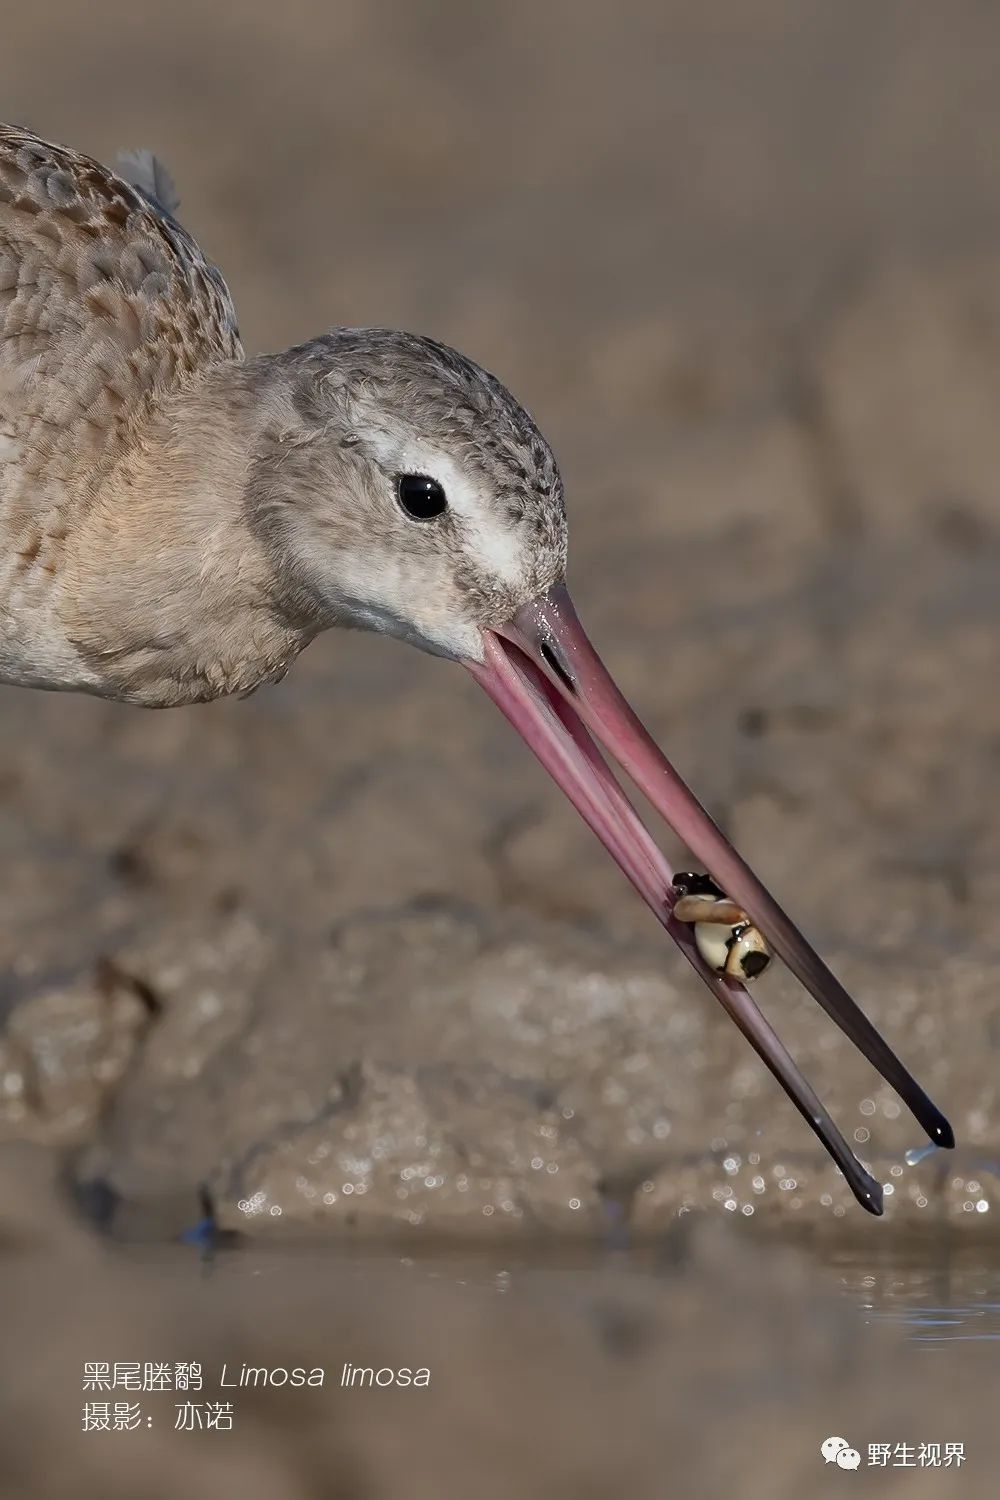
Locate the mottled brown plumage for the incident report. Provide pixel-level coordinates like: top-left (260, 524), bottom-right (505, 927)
top-left (0, 123), bottom-right (566, 705)
top-left (0, 126), bottom-right (239, 531)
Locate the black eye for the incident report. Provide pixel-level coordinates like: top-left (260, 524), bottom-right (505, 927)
top-left (397, 473), bottom-right (447, 521)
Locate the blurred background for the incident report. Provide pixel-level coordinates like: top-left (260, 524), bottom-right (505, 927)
top-left (2, 2), bottom-right (1000, 1495)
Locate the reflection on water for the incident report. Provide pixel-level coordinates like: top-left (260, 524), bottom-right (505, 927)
top-left (195, 1231), bottom-right (1000, 1348)
top-left (832, 1251), bottom-right (1000, 1344)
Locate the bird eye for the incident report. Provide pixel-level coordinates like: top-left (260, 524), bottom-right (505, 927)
top-left (397, 473), bottom-right (447, 521)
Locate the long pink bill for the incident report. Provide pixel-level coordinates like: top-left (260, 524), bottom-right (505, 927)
top-left (464, 583), bottom-right (954, 1217)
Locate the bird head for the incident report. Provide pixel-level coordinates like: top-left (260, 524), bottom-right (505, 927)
top-left (246, 328), bottom-right (567, 661)
top-left (241, 326), bottom-right (951, 1209)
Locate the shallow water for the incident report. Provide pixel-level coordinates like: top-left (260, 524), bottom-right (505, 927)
top-left (832, 1249), bottom-right (1000, 1345)
top-left (7, 1137), bottom-right (999, 1500)
top-left (174, 1232), bottom-right (1000, 1347)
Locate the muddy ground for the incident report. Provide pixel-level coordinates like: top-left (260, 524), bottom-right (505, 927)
top-left (1, 1), bottom-right (1000, 1493)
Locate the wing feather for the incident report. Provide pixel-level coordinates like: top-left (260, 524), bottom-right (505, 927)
top-left (115, 147), bottom-right (182, 218)
top-left (0, 123), bottom-right (242, 543)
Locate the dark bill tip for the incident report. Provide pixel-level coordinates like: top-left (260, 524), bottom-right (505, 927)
top-left (466, 627), bottom-right (893, 1216)
top-left (502, 584), bottom-right (954, 1159)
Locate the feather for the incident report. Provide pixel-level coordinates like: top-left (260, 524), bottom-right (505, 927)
top-left (115, 147), bottom-right (181, 217)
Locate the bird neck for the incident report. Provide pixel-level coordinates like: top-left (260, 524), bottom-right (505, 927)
top-left (60, 359), bottom-right (320, 707)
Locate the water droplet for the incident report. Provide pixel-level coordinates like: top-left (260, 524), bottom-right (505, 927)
top-left (905, 1142), bottom-right (939, 1166)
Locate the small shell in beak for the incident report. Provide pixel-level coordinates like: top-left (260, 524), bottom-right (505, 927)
top-left (672, 872), bottom-right (773, 983)
top-left (718, 922), bottom-right (772, 982)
